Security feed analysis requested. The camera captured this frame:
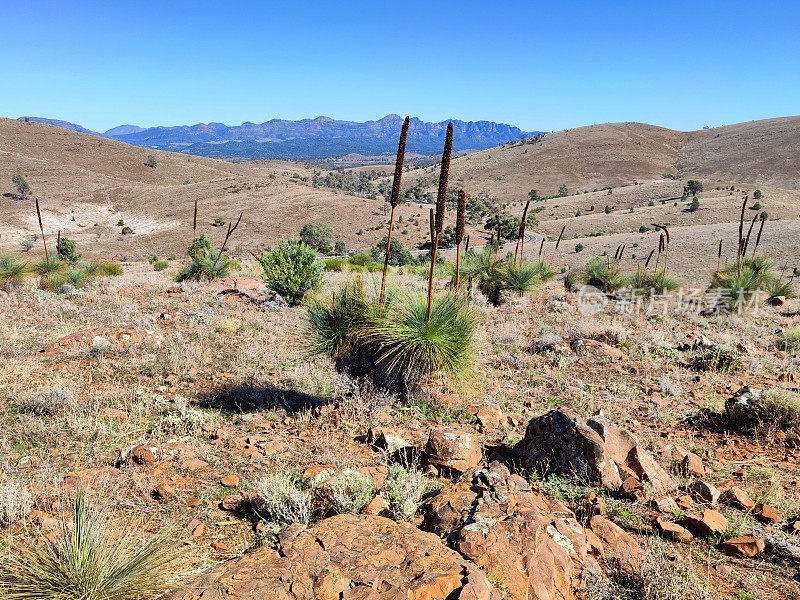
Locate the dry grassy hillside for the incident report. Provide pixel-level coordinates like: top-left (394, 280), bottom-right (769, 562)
top-left (0, 119), bottom-right (437, 260)
top-left (406, 122), bottom-right (685, 201)
top-left (679, 117), bottom-right (800, 188)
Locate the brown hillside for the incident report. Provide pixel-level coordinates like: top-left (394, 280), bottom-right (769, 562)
top-left (0, 119), bottom-right (440, 260)
top-left (678, 117), bottom-right (800, 188)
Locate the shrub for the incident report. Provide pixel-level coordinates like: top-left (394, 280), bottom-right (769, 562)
top-left (334, 240), bottom-right (347, 255)
top-left (213, 217), bottom-right (225, 227)
top-left (21, 388), bottom-right (72, 415)
top-left (153, 260), bottom-right (169, 272)
top-left (259, 240), bottom-right (324, 306)
top-left (0, 489), bottom-right (183, 600)
top-left (563, 269), bottom-right (580, 292)
top-left (33, 254), bottom-right (66, 277)
top-left (187, 235), bottom-right (211, 260)
top-left (0, 253), bottom-right (29, 290)
top-left (765, 277), bottom-right (796, 300)
top-left (299, 222), bottom-right (333, 253)
top-left (256, 473), bottom-right (313, 526)
top-left (575, 243), bottom-right (584, 253)
top-left (531, 260), bottom-right (556, 282)
top-left (0, 480), bottom-right (33, 527)
top-left (324, 257), bottom-right (346, 272)
top-left (753, 189), bottom-right (762, 199)
top-left (56, 236), bottom-right (81, 263)
top-left (117, 219), bottom-right (125, 226)
top-left (349, 252), bottom-right (373, 266)
top-left (691, 346), bottom-right (741, 372)
top-left (146, 154), bottom-right (157, 168)
top-left (628, 270), bottom-right (681, 293)
top-left (726, 388), bottom-right (800, 434)
top-left (688, 197), bottom-right (700, 212)
top-left (779, 327), bottom-right (800, 352)
top-left (371, 236), bottom-right (413, 266)
top-left (383, 463), bottom-right (433, 521)
top-left (324, 469), bottom-right (375, 514)
top-left (97, 262), bottom-right (123, 276)
top-left (366, 261), bottom-right (383, 273)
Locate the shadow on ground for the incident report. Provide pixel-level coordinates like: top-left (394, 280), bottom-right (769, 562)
top-left (196, 380), bottom-right (326, 415)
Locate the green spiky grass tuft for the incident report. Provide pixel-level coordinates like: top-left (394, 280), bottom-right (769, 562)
top-left (176, 251), bottom-right (238, 282)
top-left (369, 292), bottom-right (478, 383)
top-left (0, 253), bottom-right (29, 289)
top-left (0, 489), bottom-right (185, 600)
top-left (499, 261), bottom-right (541, 294)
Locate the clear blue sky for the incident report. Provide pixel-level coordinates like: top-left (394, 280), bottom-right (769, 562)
top-left (5, 0), bottom-right (799, 133)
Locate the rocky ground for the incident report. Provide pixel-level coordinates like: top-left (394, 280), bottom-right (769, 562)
top-left (2, 263), bottom-right (800, 599)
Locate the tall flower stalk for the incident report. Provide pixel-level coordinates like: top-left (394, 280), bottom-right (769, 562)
top-left (380, 116), bottom-right (409, 314)
top-left (454, 189), bottom-right (466, 290)
top-left (426, 122), bottom-right (453, 324)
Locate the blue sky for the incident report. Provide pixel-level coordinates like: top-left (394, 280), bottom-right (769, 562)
top-left (5, 0), bottom-right (799, 133)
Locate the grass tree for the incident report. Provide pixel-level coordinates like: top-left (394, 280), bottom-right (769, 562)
top-left (454, 189), bottom-right (466, 290)
top-left (380, 116), bottom-right (409, 314)
top-left (0, 489), bottom-right (184, 600)
top-left (426, 122), bottom-right (453, 324)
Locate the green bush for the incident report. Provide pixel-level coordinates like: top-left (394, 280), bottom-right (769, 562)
top-left (692, 347), bottom-right (741, 372)
top-left (348, 252), bottom-right (373, 267)
top-left (324, 257), bottom-right (346, 272)
top-left (97, 262), bottom-right (123, 276)
top-left (56, 236), bottom-right (81, 263)
top-left (259, 240), bottom-right (324, 306)
top-left (153, 260), bottom-right (169, 272)
top-left (299, 222), bottom-right (333, 253)
top-left (187, 235), bottom-right (211, 260)
top-left (366, 262), bottom-right (383, 273)
top-left (578, 257), bottom-right (627, 292)
top-left (371, 236), bottom-right (413, 266)
top-left (575, 243), bottom-right (584, 253)
top-left (33, 254), bottom-right (66, 276)
top-left (369, 292), bottom-right (478, 384)
top-left (753, 189), bottom-right (762, 200)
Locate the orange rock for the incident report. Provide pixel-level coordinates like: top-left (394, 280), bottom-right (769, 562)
top-left (220, 475), bottom-right (240, 488)
top-left (718, 535), bottom-right (765, 558)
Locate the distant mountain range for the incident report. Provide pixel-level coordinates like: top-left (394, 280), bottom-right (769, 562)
top-left (18, 115), bottom-right (543, 161)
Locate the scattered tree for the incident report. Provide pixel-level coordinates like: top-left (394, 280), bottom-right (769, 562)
top-left (557, 184), bottom-right (569, 197)
top-left (300, 222), bottom-right (334, 253)
top-left (684, 180), bottom-right (703, 196)
top-left (12, 175), bottom-right (30, 201)
top-left (145, 155), bottom-right (157, 168)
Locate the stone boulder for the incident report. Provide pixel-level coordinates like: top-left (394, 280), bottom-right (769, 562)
top-left (165, 514), bottom-right (493, 600)
top-left (514, 409), bottom-right (675, 496)
top-left (424, 461), bottom-right (602, 600)
top-left (426, 427), bottom-right (481, 473)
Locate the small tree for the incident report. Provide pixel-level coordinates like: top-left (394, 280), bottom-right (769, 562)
top-left (57, 236), bottom-right (82, 263)
top-left (371, 236), bottom-right (413, 266)
top-left (299, 222), bottom-right (333, 253)
top-left (528, 189), bottom-right (539, 202)
top-left (334, 240), bottom-right (347, 256)
top-left (604, 205), bottom-right (611, 214)
top-left (558, 184), bottom-right (569, 197)
top-left (685, 180), bottom-right (703, 196)
top-left (12, 175), bottom-right (30, 201)
top-left (259, 240), bottom-right (324, 306)
top-left (575, 243), bottom-right (584, 253)
top-left (753, 189), bottom-right (762, 200)
top-left (145, 155), bottom-right (157, 168)
top-left (689, 197), bottom-right (700, 212)
top-left (187, 234), bottom-right (211, 259)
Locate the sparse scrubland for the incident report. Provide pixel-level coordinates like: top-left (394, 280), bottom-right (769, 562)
top-left (3, 117), bottom-right (800, 600)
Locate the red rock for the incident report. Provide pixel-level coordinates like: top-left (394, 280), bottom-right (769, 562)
top-left (650, 496), bottom-right (679, 514)
top-left (688, 480), bottom-right (720, 505)
top-left (220, 475), bottom-right (240, 488)
top-left (655, 517), bottom-right (693, 542)
top-left (683, 509), bottom-right (728, 536)
top-left (671, 444), bottom-right (705, 477)
top-left (221, 494), bottom-right (243, 511)
top-left (362, 494), bottom-right (387, 516)
top-left (131, 444), bottom-right (158, 466)
top-left (186, 496), bottom-right (202, 507)
top-left (515, 409), bottom-right (675, 496)
top-left (426, 427), bottom-right (481, 473)
top-left (211, 541), bottom-right (230, 552)
top-left (718, 535), bottom-right (765, 558)
top-left (589, 515), bottom-right (642, 573)
top-left (468, 402), bottom-right (504, 430)
top-left (720, 486), bottom-right (755, 511)
top-left (164, 515), bottom-right (492, 600)
top-left (181, 458), bottom-right (209, 472)
top-left (753, 503), bottom-right (784, 523)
